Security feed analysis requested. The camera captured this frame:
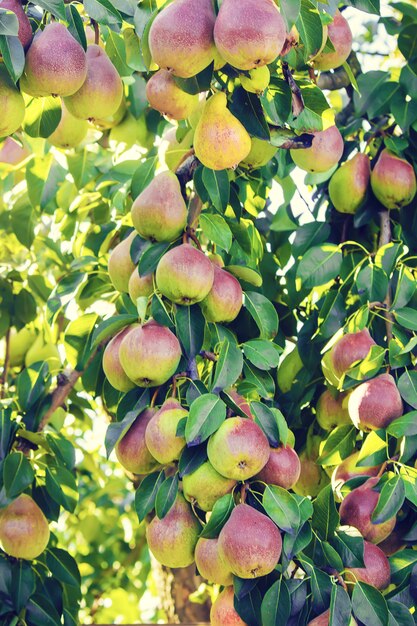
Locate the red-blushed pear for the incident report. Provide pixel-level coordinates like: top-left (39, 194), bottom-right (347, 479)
top-left (47, 101), bottom-right (88, 149)
top-left (207, 417), bottom-right (270, 481)
top-left (371, 149), bottom-right (417, 210)
top-left (182, 461), bottom-right (236, 511)
top-left (210, 587), bottom-right (248, 626)
top-left (329, 153), bottom-right (370, 214)
top-left (0, 0), bottom-right (32, 49)
top-left (308, 610), bottom-right (357, 625)
top-left (225, 388), bottom-right (253, 418)
top-left (293, 450), bottom-right (329, 497)
top-left (0, 494), bottom-right (50, 560)
top-left (214, 0), bottom-right (286, 71)
top-left (195, 537), bottom-right (234, 586)
top-left (345, 540), bottom-right (391, 590)
top-left (313, 11), bottom-right (352, 71)
top-left (146, 492), bottom-right (200, 568)
top-left (146, 70), bottom-right (199, 120)
top-left (200, 265), bottom-right (243, 323)
top-left (107, 231), bottom-right (136, 293)
top-left (256, 445), bottom-right (301, 489)
top-left (329, 328), bottom-right (376, 378)
top-left (128, 268), bottom-right (153, 303)
top-left (339, 477), bottom-right (396, 544)
top-left (378, 527), bottom-right (406, 556)
top-left (119, 320), bottom-right (182, 387)
top-left (102, 326), bottom-right (136, 393)
top-left (131, 171), bottom-right (187, 243)
top-left (115, 407), bottom-right (160, 474)
top-left (0, 66), bottom-right (25, 138)
top-left (208, 252), bottom-right (225, 268)
top-left (218, 504), bottom-right (282, 578)
top-left (156, 243), bottom-right (214, 305)
top-left (332, 451), bottom-right (380, 490)
top-left (316, 389), bottom-right (351, 430)
top-left (148, 0), bottom-right (216, 79)
top-left (145, 398), bottom-right (187, 464)
top-left (348, 373), bottom-right (403, 431)
top-left (290, 126), bottom-right (344, 173)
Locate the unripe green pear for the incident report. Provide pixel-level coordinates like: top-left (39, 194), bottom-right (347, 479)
top-left (115, 407), bottom-right (160, 474)
top-left (332, 451), bottom-right (380, 490)
top-left (47, 101), bottom-right (88, 149)
top-left (293, 450), bottom-right (329, 497)
top-left (256, 444), bottom-right (301, 489)
top-left (240, 66), bottom-right (270, 94)
top-left (108, 231), bottom-right (136, 293)
top-left (371, 149), bottom-right (417, 210)
top-left (200, 265), bottom-right (243, 323)
top-left (195, 537), bottom-right (234, 586)
top-left (128, 268), bottom-right (153, 303)
top-left (290, 126), bottom-right (344, 173)
top-left (277, 346), bottom-right (303, 393)
top-left (329, 153), bottom-right (370, 214)
top-left (210, 587), bottom-right (248, 626)
top-left (145, 398), bottom-right (187, 464)
top-left (329, 328), bottom-right (376, 379)
top-left (182, 461), bottom-right (236, 511)
top-left (0, 494), bottom-right (50, 560)
top-left (146, 70), bottom-right (200, 120)
top-left (345, 540), bottom-right (391, 590)
top-left (0, 65), bottom-right (25, 138)
top-left (313, 11), bottom-right (353, 71)
top-left (241, 137), bottom-right (278, 169)
top-left (131, 171), bottom-right (187, 243)
top-left (146, 492), bottom-right (200, 568)
top-left (102, 326), bottom-right (136, 393)
top-left (156, 243), bottom-right (214, 305)
top-left (25, 334), bottom-right (61, 375)
top-left (8, 326), bottom-right (37, 367)
top-left (316, 389), bottom-right (351, 430)
top-left (348, 373), bottom-right (403, 431)
top-left (0, 0), bottom-right (32, 49)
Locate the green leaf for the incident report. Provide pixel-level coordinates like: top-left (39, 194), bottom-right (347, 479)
top-left (317, 426), bottom-right (357, 466)
top-left (131, 155), bottom-right (158, 198)
top-left (23, 97), bottom-right (62, 139)
top-left (387, 411), bottom-right (417, 437)
top-left (242, 340), bottom-right (281, 370)
top-left (0, 9), bottom-right (18, 36)
top-left (17, 362), bottom-right (50, 411)
top-left (331, 531), bottom-right (364, 568)
top-left (200, 213), bottom-right (232, 251)
top-left (352, 582), bottom-right (388, 626)
top-left (173, 62), bottom-right (213, 94)
top-left (260, 577), bottom-right (291, 626)
top-left (35, 0), bottom-right (66, 20)
top-left (138, 241), bottom-right (171, 276)
top-left (387, 600), bottom-right (415, 626)
top-left (251, 402), bottom-right (285, 447)
top-left (295, 0), bottom-right (323, 60)
top-left (155, 473), bottom-right (179, 519)
top-left (312, 484), bottom-right (340, 541)
top-left (330, 584), bottom-right (352, 626)
top-left (280, 0), bottom-right (301, 29)
top-left (178, 444), bottom-right (207, 478)
top-left (211, 340), bottom-right (243, 394)
top-left (83, 0), bottom-right (122, 25)
top-left (105, 389), bottom-right (150, 457)
top-left (200, 493), bottom-right (234, 538)
top-left (185, 393), bottom-right (227, 446)
top-left (229, 87), bottom-right (270, 140)
top-left (46, 548), bottom-right (81, 587)
top-left (91, 314), bottom-right (138, 349)
top-left (243, 362), bottom-right (275, 399)
top-left (3, 452), bottom-right (34, 498)
top-left (201, 168), bottom-right (230, 212)
top-left (356, 264), bottom-right (388, 303)
top-left (0, 34), bottom-right (24, 82)
top-left (297, 244), bottom-right (343, 289)
top-left (263, 485), bottom-right (300, 534)
top-left (398, 369), bottom-right (417, 408)
top-left (371, 475), bottom-right (405, 523)
top-left (9, 560), bottom-right (35, 613)
top-left (135, 471), bottom-right (165, 522)
top-left (244, 292), bottom-right (278, 340)
top-left (45, 465), bottom-right (78, 512)
top-left (11, 200), bottom-right (36, 249)
top-left (393, 307), bottom-right (417, 330)
top-left (175, 304), bottom-right (205, 359)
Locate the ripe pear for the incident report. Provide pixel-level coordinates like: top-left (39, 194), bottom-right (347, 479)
top-left (25, 334), bottom-right (61, 375)
top-left (115, 407), bottom-right (160, 474)
top-left (313, 11), bottom-right (353, 71)
top-left (0, 137), bottom-right (29, 165)
top-left (348, 373), bottom-right (403, 431)
top-left (329, 153), bottom-right (370, 214)
top-left (339, 477), bottom-right (396, 544)
top-left (8, 326), bottom-right (37, 367)
top-left (316, 389), bottom-right (351, 430)
top-left (64, 45), bottom-right (123, 121)
top-left (102, 326), bottom-right (136, 393)
top-left (145, 398), bottom-right (187, 464)
top-left (149, 0), bottom-right (216, 79)
top-left (119, 320), bottom-right (182, 387)
top-left (308, 610), bottom-right (357, 626)
top-left (0, 65), bottom-right (25, 138)
top-left (195, 537), bottom-right (234, 586)
top-left (0, 494), bottom-right (50, 560)
top-left (208, 252), bottom-right (225, 268)
top-left (211, 587), bottom-right (248, 626)
top-left (332, 451), bottom-right (380, 490)
top-left (256, 445), bottom-right (301, 489)
top-left (47, 101), bottom-right (88, 149)
top-left (329, 328), bottom-right (376, 379)
top-left (240, 66), bottom-right (270, 94)
top-left (293, 450), bottom-right (329, 497)
top-left (128, 268), bottom-right (154, 303)
top-left (21, 23), bottom-right (87, 97)
top-left (194, 92), bottom-right (252, 170)
top-left (207, 417), bottom-right (269, 481)
top-left (242, 137), bottom-right (277, 169)
top-left (131, 171), bottom-right (187, 243)
top-left (214, 0), bottom-right (286, 71)
top-left (200, 266), bottom-right (243, 323)
top-left (0, 0), bottom-right (32, 49)
top-left (182, 461), bottom-right (236, 511)
top-left (345, 540), bottom-right (391, 590)
top-left (108, 231), bottom-right (136, 293)
top-left (277, 346), bottom-right (303, 393)
top-left (146, 492), bottom-right (200, 568)
top-left (290, 126), bottom-right (344, 173)
top-left (146, 70), bottom-right (199, 120)
top-left (218, 504), bottom-right (282, 578)
top-left (156, 243), bottom-right (214, 305)
top-left (371, 149), bottom-right (417, 209)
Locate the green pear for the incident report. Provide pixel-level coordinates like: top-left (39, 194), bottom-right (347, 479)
top-left (145, 398), bottom-right (187, 464)
top-left (8, 326), bottom-right (37, 367)
top-left (195, 537), bottom-right (234, 586)
top-left (348, 373), bottom-right (403, 431)
top-left (182, 461), bottom-right (236, 511)
top-left (329, 328), bottom-right (376, 379)
top-left (0, 0), bottom-right (32, 49)
top-left (345, 540), bottom-right (391, 590)
top-left (210, 587), bottom-right (248, 626)
top-left (321, 350), bottom-right (340, 388)
top-left (146, 69), bottom-right (199, 120)
top-left (0, 494), bottom-right (50, 560)
top-left (316, 389), bottom-right (351, 430)
top-left (277, 346), bottom-right (303, 393)
top-left (200, 265), bottom-right (243, 323)
top-left (329, 153), bottom-right (370, 214)
top-left (156, 243), bottom-right (214, 305)
top-left (292, 449), bottom-right (329, 497)
top-left (25, 334), bottom-right (61, 375)
top-left (256, 445), bottom-right (301, 489)
top-left (242, 137), bottom-right (277, 169)
top-left (371, 149), bottom-right (417, 209)
top-left (0, 65), bottom-right (25, 138)
top-left (313, 11), bottom-right (352, 71)
top-left (291, 126), bottom-right (344, 173)
top-left (240, 66), bottom-right (270, 93)
top-left (109, 112), bottom-right (152, 150)
top-left (115, 407), bottom-right (160, 474)
top-left (102, 326), bottom-right (136, 393)
top-left (107, 231), bottom-right (136, 293)
top-left (128, 268), bottom-right (153, 303)
top-left (47, 101), bottom-right (88, 149)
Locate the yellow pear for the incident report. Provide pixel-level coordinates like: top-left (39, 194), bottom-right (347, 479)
top-left (25, 334), bottom-right (61, 375)
top-left (240, 66), bottom-right (270, 94)
top-left (0, 494), bottom-right (50, 560)
top-left (47, 101), bottom-right (88, 149)
top-left (242, 137), bottom-right (277, 169)
top-left (146, 70), bottom-right (200, 121)
top-left (107, 231), bottom-right (136, 293)
top-left (8, 326), bottom-right (37, 367)
top-left (0, 65), bottom-right (25, 137)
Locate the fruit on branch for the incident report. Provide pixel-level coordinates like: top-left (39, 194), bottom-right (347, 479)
top-left (115, 407), bottom-right (160, 474)
top-left (329, 328), bottom-right (376, 379)
top-left (128, 269), bottom-right (153, 303)
top-left (208, 252), bottom-right (225, 268)
top-left (0, 0), bottom-right (32, 49)
top-left (0, 494), bottom-right (50, 559)
top-left (64, 45), bottom-right (123, 121)
top-left (182, 461), bottom-right (236, 511)
top-left (316, 389), bottom-right (351, 430)
top-left (194, 537), bottom-right (233, 586)
top-left (277, 346), bottom-right (303, 393)
top-left (290, 126), bottom-right (344, 173)
top-left (345, 540), bottom-right (391, 590)
top-left (241, 137), bottom-right (277, 169)
top-left (339, 477), bottom-right (396, 544)
top-left (308, 610), bottom-right (358, 626)
top-left (148, 0), bottom-right (216, 79)
top-left (93, 98), bottom-right (127, 130)
top-left (293, 450), bottom-right (329, 497)
top-left (119, 321), bottom-right (182, 387)
top-left (47, 101), bottom-right (88, 149)
top-left (108, 231), bottom-right (136, 293)
top-left (156, 243), bottom-right (214, 305)
top-left (131, 171), bottom-right (187, 243)
top-left (145, 398), bottom-right (187, 464)
top-left (313, 11), bottom-right (353, 71)
top-left (332, 451), bottom-right (381, 489)
top-left (21, 23), bottom-right (87, 97)
top-left (146, 492), bottom-right (200, 568)
top-left (8, 326), bottom-right (37, 367)
top-left (348, 373), bottom-right (403, 431)
top-left (256, 444), bottom-right (301, 489)
top-left (193, 92), bottom-right (251, 170)
top-left (371, 149), bottom-right (417, 210)
top-left (329, 153), bottom-right (370, 214)
top-left (207, 417), bottom-right (269, 480)
top-left (25, 334), bottom-right (61, 375)
top-left (102, 326), bottom-right (136, 393)
top-left (213, 0), bottom-right (286, 70)
top-left (240, 66), bottom-right (271, 94)
top-left (0, 66), bottom-right (25, 138)
top-left (218, 504), bottom-right (282, 578)
top-left (200, 265), bottom-right (243, 323)
top-left (378, 526), bottom-right (407, 556)
top-left (225, 388), bottom-right (253, 418)
top-left (110, 112), bottom-right (152, 150)
top-left (210, 587), bottom-right (247, 626)
top-left (146, 70), bottom-right (199, 120)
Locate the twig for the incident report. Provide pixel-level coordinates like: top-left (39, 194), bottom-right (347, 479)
top-left (199, 351), bottom-right (217, 362)
top-left (379, 210), bottom-right (394, 345)
top-left (0, 327), bottom-right (11, 400)
top-left (176, 154), bottom-right (200, 202)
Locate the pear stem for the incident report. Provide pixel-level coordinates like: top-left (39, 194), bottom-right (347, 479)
top-left (150, 387), bottom-right (160, 408)
top-left (0, 327), bottom-right (11, 400)
top-left (240, 483), bottom-right (248, 503)
top-left (91, 19), bottom-right (100, 45)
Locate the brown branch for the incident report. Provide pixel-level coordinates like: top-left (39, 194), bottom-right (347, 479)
top-left (200, 351), bottom-right (217, 362)
top-left (0, 327), bottom-right (11, 400)
top-left (379, 210), bottom-right (394, 345)
top-left (282, 61), bottom-right (304, 117)
top-left (175, 154), bottom-right (200, 202)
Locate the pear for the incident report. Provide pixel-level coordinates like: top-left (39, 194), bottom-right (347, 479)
top-left (329, 328), bottom-right (376, 379)
top-left (21, 23), bottom-right (87, 97)
top-left (0, 0), bottom-right (32, 49)
top-left (156, 243), bottom-right (214, 305)
top-left (277, 346), bottom-right (303, 393)
top-left (0, 65), bottom-right (25, 137)
top-left (146, 492), bottom-right (200, 568)
top-left (313, 11), bottom-right (353, 71)
top-left (194, 92), bottom-right (252, 170)
top-left (332, 451), bottom-right (380, 490)
top-left (159, 126), bottom-right (194, 172)
top-left (345, 540), bottom-right (391, 590)
top-left (0, 494), bottom-right (50, 560)
top-left (119, 320), bottom-right (182, 387)
top-left (218, 504), bottom-right (282, 578)
top-left (47, 101), bottom-right (88, 149)
top-left (214, 0), bottom-right (286, 70)
top-left (108, 231), bottom-right (136, 293)
top-left (293, 450), bottom-right (329, 497)
top-left (200, 266), bottom-right (243, 323)
top-left (94, 97), bottom-right (126, 130)
top-left (64, 45), bottom-right (123, 121)
top-left (128, 268), bottom-right (154, 303)
top-left (371, 149), bottom-right (417, 209)
top-left (242, 137), bottom-right (277, 169)
top-left (145, 398), bottom-right (187, 464)
top-left (25, 334), bottom-right (61, 375)
top-left (348, 373), bottom-right (403, 431)
top-left (240, 66), bottom-right (271, 94)
top-left (316, 389), bottom-right (351, 430)
top-left (110, 112), bottom-right (152, 150)
top-left (211, 587), bottom-right (248, 626)
top-left (115, 407), bottom-right (160, 474)
top-left (194, 537), bottom-right (234, 586)
top-left (131, 171), bottom-right (187, 243)
top-left (146, 70), bottom-right (199, 120)
top-left (207, 417), bottom-right (269, 481)
top-left (8, 326), bottom-right (37, 367)
top-left (225, 388), bottom-right (253, 418)
top-left (208, 252), bottom-right (225, 268)
top-left (291, 126), bottom-right (344, 173)
top-left (182, 461), bottom-right (236, 511)
top-left (0, 137), bottom-right (29, 165)
top-left (308, 611), bottom-right (357, 626)
top-left (256, 445), bottom-right (301, 489)
top-left (149, 0), bottom-right (216, 79)
top-left (102, 326), bottom-right (136, 393)
top-left (329, 153), bottom-right (370, 214)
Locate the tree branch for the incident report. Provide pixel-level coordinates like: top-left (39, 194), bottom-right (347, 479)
top-left (379, 210), bottom-right (394, 345)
